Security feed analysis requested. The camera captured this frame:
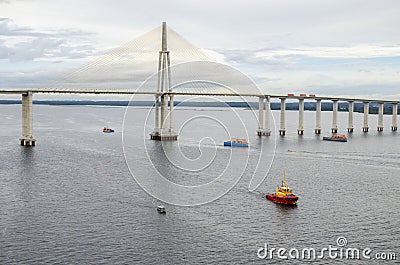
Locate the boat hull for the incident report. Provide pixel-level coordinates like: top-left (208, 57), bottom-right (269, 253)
top-left (224, 141), bottom-right (248, 147)
top-left (322, 137), bottom-right (347, 142)
top-left (103, 129), bottom-right (115, 133)
top-left (157, 208), bottom-right (166, 214)
top-left (266, 193), bottom-right (298, 205)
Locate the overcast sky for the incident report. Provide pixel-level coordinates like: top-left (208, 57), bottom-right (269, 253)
top-left (1, 0), bottom-right (400, 100)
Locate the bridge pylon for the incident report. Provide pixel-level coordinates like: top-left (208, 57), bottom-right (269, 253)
top-left (150, 22), bottom-right (178, 141)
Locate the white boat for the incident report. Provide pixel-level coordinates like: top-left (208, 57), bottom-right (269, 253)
top-left (157, 205), bottom-right (166, 213)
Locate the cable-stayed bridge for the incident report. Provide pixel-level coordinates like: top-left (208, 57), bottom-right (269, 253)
top-left (0, 22), bottom-right (398, 145)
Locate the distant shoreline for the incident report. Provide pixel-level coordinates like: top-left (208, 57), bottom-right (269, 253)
top-left (0, 100), bottom-right (398, 114)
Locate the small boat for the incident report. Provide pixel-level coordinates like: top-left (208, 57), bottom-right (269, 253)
top-left (157, 205), bottom-right (166, 214)
top-left (224, 138), bottom-right (248, 147)
top-left (103, 127), bottom-right (115, 133)
top-left (323, 133), bottom-right (347, 142)
top-left (266, 171), bottom-right (298, 205)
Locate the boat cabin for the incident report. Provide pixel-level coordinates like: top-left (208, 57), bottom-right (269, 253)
top-left (332, 134), bottom-right (347, 139)
top-left (231, 138), bottom-right (248, 144)
top-left (157, 205), bottom-right (166, 213)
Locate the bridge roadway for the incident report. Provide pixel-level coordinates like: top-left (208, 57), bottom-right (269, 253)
top-left (0, 88), bottom-right (398, 145)
top-left (0, 88), bottom-right (398, 104)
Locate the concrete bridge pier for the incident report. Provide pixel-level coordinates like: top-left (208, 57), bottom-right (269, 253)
top-left (257, 97), bottom-right (264, 136)
top-left (257, 96), bottom-right (271, 136)
top-left (153, 96), bottom-right (160, 134)
top-left (19, 92), bottom-right (36, 146)
top-left (279, 98), bottom-right (286, 136)
top-left (314, 99), bottom-right (322, 134)
top-left (362, 102), bottom-right (369, 132)
top-left (169, 95), bottom-right (174, 133)
top-left (347, 100), bottom-right (354, 133)
top-left (160, 95), bottom-right (168, 131)
top-left (392, 103), bottom-right (398, 131)
top-left (377, 102), bottom-right (384, 131)
top-left (264, 96), bottom-right (271, 136)
top-left (331, 100), bottom-right (338, 133)
top-left (156, 94), bottom-right (177, 141)
top-left (297, 98), bottom-right (304, 135)
top-left (151, 94), bottom-right (177, 141)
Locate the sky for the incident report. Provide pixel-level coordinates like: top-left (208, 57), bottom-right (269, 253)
top-left (1, 0), bottom-right (400, 100)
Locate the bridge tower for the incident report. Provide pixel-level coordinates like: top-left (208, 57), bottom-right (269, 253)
top-left (150, 22), bottom-right (178, 141)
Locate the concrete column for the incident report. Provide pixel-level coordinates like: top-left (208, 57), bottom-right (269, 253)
top-left (377, 102), bottom-right (384, 131)
top-left (331, 100), bottom-right (338, 133)
top-left (160, 54), bottom-right (167, 92)
top-left (150, 45), bottom-right (163, 139)
top-left (362, 102), bottom-right (369, 132)
top-left (160, 95), bottom-right (167, 132)
top-left (264, 96), bottom-right (271, 136)
top-left (315, 99), bottom-right (322, 134)
top-left (257, 97), bottom-right (264, 136)
top-left (169, 95), bottom-right (174, 132)
top-left (21, 93), bottom-right (32, 138)
top-left (279, 98), bottom-right (286, 135)
top-left (21, 94), bottom-right (27, 138)
top-left (154, 96), bottom-right (160, 133)
top-left (347, 101), bottom-right (354, 133)
top-left (392, 103), bottom-right (398, 131)
top-left (161, 21), bottom-right (167, 52)
top-left (297, 98), bottom-right (304, 135)
top-left (20, 92), bottom-right (35, 146)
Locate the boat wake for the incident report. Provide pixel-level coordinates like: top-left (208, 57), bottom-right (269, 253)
top-left (283, 150), bottom-right (400, 170)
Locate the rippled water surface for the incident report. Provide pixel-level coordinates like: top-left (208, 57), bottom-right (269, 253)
top-left (1, 104), bottom-right (399, 264)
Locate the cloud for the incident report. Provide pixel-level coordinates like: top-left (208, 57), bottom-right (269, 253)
top-left (209, 44), bottom-right (400, 98)
top-left (216, 45), bottom-right (400, 67)
top-left (0, 17), bottom-right (38, 36)
top-left (255, 45), bottom-right (400, 60)
top-left (0, 18), bottom-right (96, 61)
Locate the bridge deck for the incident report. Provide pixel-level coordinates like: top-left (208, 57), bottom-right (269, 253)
top-left (0, 89), bottom-right (398, 104)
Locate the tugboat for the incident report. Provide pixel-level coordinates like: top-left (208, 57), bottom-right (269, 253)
top-left (103, 127), bottom-right (115, 133)
top-left (266, 171), bottom-right (298, 205)
top-left (323, 133), bottom-right (347, 142)
top-left (224, 138), bottom-right (248, 147)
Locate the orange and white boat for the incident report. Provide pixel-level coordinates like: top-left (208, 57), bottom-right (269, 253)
top-left (323, 133), bottom-right (347, 142)
top-left (223, 138), bottom-right (248, 147)
top-left (103, 127), bottom-right (115, 133)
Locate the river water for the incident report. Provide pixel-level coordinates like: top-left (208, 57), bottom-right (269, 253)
top-left (0, 104), bottom-right (399, 264)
